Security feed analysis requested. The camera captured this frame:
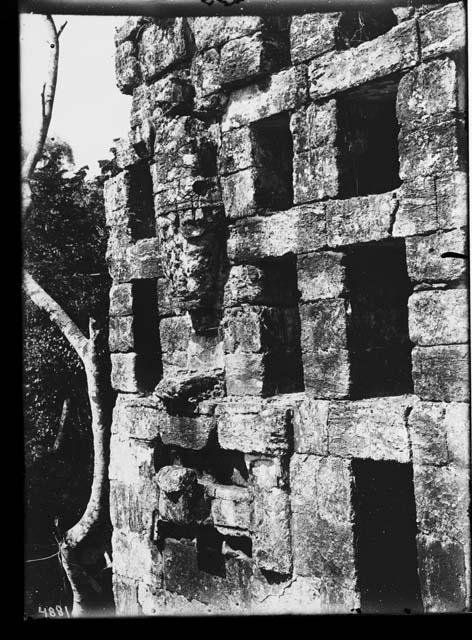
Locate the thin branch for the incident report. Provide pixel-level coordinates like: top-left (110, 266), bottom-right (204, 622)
top-left (23, 270), bottom-right (88, 361)
top-left (57, 20), bottom-right (68, 37)
top-left (22, 14), bottom-right (60, 214)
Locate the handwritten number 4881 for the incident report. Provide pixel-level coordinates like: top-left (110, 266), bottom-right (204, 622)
top-left (38, 605), bottom-right (71, 618)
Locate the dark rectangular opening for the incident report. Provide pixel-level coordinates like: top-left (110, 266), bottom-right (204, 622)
top-left (251, 113), bottom-right (293, 211)
top-left (335, 9), bottom-right (397, 50)
top-left (128, 162), bottom-right (156, 240)
top-left (197, 526), bottom-right (226, 577)
top-left (132, 279), bottom-right (162, 392)
top-left (345, 240), bottom-right (413, 399)
top-left (338, 78), bottom-right (401, 197)
top-left (351, 459), bottom-right (423, 614)
top-left (260, 255), bottom-right (304, 395)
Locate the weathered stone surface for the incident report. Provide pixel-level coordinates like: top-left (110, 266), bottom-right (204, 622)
top-left (104, 171), bottom-right (133, 215)
top-left (189, 16), bottom-right (264, 51)
top-left (290, 13), bottom-right (340, 64)
top-left (300, 300), bottom-right (348, 352)
top-left (328, 396), bottom-right (413, 462)
top-left (219, 33), bottom-right (283, 88)
top-left (222, 66), bottom-right (308, 132)
top-left (405, 229), bottom-right (468, 284)
top-left (418, 2), bottom-right (466, 61)
top-left (110, 478), bottom-right (159, 535)
top-left (224, 351), bottom-right (265, 396)
top-left (216, 397), bottom-right (293, 455)
top-left (417, 533), bottom-right (468, 613)
top-left (156, 466), bottom-right (199, 525)
top-left (190, 48), bottom-right (226, 114)
top-left (115, 16), bottom-right (149, 45)
top-left (408, 401), bottom-right (450, 467)
top-left (157, 466), bottom-right (197, 495)
top-left (109, 433), bottom-right (156, 485)
top-left (139, 19), bottom-right (191, 82)
top-left (217, 127), bottom-right (253, 176)
top-left (246, 454), bottom-right (290, 490)
top-left (114, 137), bottom-right (140, 170)
top-left (160, 414), bottom-right (215, 450)
top-left (127, 238), bottom-right (160, 280)
top-left (302, 348), bottom-right (351, 399)
top-left (115, 41), bottom-right (141, 95)
top-left (397, 58), bottom-right (465, 125)
top-left (211, 484), bottom-right (253, 532)
top-left (326, 191), bottom-right (397, 247)
top-left (113, 574), bottom-right (143, 616)
top-left (414, 464), bottom-right (469, 547)
top-left (412, 345), bottom-right (470, 402)
top-left (290, 100), bottom-right (337, 153)
top-left (293, 396), bottom-right (329, 455)
top-left (227, 204), bottom-right (326, 263)
top-left (297, 251), bottom-right (345, 301)
top-left (293, 146), bottom-right (339, 203)
top-left (112, 529), bottom-right (163, 584)
top-left (408, 289), bottom-right (469, 346)
top-left (253, 488), bottom-right (292, 574)
top-left (149, 72), bottom-right (194, 115)
top-left (309, 20), bottom-right (418, 100)
top-left (109, 316), bottom-right (135, 353)
top-left (399, 118), bottom-right (466, 180)
top-left (111, 353), bottom-right (139, 393)
top-left (444, 402), bottom-right (470, 469)
top-left (393, 171), bottom-right (468, 237)
top-left (290, 454), bottom-right (356, 588)
top-left (110, 283), bottom-right (134, 317)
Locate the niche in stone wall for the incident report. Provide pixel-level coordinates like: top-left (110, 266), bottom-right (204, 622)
top-left (351, 459), bottom-right (423, 614)
top-left (127, 162), bottom-right (156, 240)
top-left (344, 239), bottom-right (413, 399)
top-left (337, 77), bottom-right (402, 197)
top-left (251, 113), bottom-right (294, 211)
top-left (335, 9), bottom-right (397, 50)
top-left (132, 279), bottom-right (162, 391)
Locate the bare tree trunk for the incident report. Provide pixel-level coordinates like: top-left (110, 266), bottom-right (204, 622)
top-left (23, 272), bottom-right (113, 616)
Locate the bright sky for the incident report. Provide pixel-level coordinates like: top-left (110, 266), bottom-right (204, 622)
top-left (20, 14), bottom-right (132, 176)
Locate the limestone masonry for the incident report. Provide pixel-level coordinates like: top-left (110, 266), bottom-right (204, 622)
top-left (105, 2), bottom-right (470, 614)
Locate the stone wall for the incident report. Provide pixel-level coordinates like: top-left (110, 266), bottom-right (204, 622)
top-left (105, 2), bottom-right (469, 615)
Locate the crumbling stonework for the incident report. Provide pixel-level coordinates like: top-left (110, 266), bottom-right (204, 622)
top-left (106, 3), bottom-right (469, 615)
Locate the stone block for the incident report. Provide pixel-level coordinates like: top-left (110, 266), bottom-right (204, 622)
top-left (412, 345), bottom-right (470, 402)
top-left (115, 41), bottom-right (141, 95)
top-left (293, 396), bottom-right (329, 455)
top-left (112, 529), bottom-right (163, 585)
top-left (253, 488), bottom-right (292, 574)
top-left (109, 316), bottom-right (135, 353)
top-left (104, 171), bottom-right (133, 215)
top-left (189, 16), bottom-right (264, 51)
top-left (417, 534), bottom-right (468, 613)
top-left (139, 19), bottom-right (191, 83)
top-left (211, 485), bottom-right (253, 532)
top-left (220, 168), bottom-right (259, 220)
top-left (127, 238), bottom-right (160, 280)
top-left (408, 289), bottom-right (469, 346)
top-left (224, 351), bottom-right (266, 396)
top-left (160, 414), bottom-right (215, 450)
top-left (300, 300), bottom-right (348, 353)
top-left (413, 464), bottom-right (469, 547)
top-left (290, 454), bottom-right (356, 586)
top-left (219, 32), bottom-right (284, 88)
top-left (227, 204), bottom-right (326, 263)
top-left (156, 466), bottom-right (199, 525)
top-left (221, 66), bottom-right (308, 132)
top-left (328, 396), bottom-right (412, 462)
top-left (405, 229), bottom-right (468, 284)
top-left (190, 48), bottom-right (225, 114)
top-left (110, 283), bottom-right (134, 317)
top-left (223, 265), bottom-right (265, 307)
top-left (399, 117), bottom-right (466, 180)
top-left (216, 397), bottom-right (293, 455)
top-left (326, 191), bottom-right (397, 247)
top-left (246, 455), bottom-right (289, 490)
top-left (113, 574), bottom-right (142, 617)
top-left (293, 146), bottom-right (339, 203)
top-left (110, 478), bottom-right (159, 535)
top-left (297, 251), bottom-right (345, 301)
top-left (149, 72), bottom-right (194, 115)
top-left (408, 401), bottom-right (450, 467)
top-left (309, 20), bottom-right (418, 100)
top-left (109, 434), bottom-right (156, 485)
top-left (290, 100), bottom-right (338, 153)
top-left (115, 16), bottom-right (149, 45)
top-left (112, 394), bottom-right (161, 441)
top-left (418, 2), bottom-right (466, 61)
top-left (397, 58), bottom-right (465, 125)
top-left (111, 353), bottom-right (139, 393)
top-left (393, 171), bottom-right (468, 237)
top-left (114, 137), bottom-right (140, 171)
top-left (290, 13), bottom-right (340, 64)
top-left (444, 402), bottom-right (470, 469)
top-left (302, 348), bottom-right (351, 399)
top-left (159, 314), bottom-right (192, 371)
top-left (217, 127), bottom-right (255, 176)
